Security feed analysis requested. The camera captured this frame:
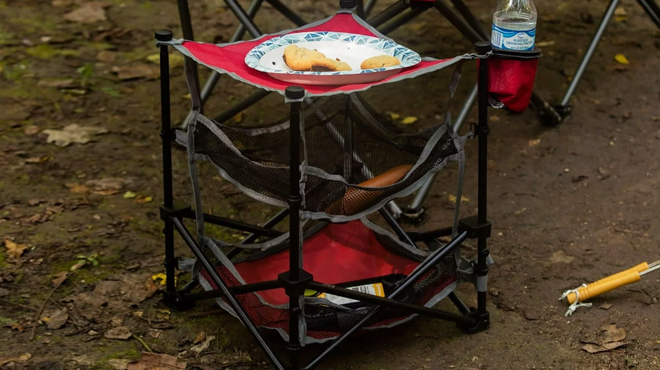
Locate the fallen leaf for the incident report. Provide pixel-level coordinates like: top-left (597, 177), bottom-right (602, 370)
top-left (43, 124), bottom-right (108, 147)
top-left (599, 324), bottom-right (627, 343)
top-left (190, 335), bottom-right (215, 357)
top-left (51, 271), bottom-right (69, 287)
top-left (104, 326), bottom-right (133, 340)
top-left (401, 116), bottom-right (418, 125)
top-left (152, 273), bottom-right (167, 286)
top-left (581, 341), bottom-right (626, 353)
top-left (70, 260), bottom-right (86, 271)
top-left (63, 2), bottom-right (107, 24)
top-left (599, 303), bottom-right (613, 310)
top-left (536, 40), bottom-right (555, 47)
top-left (549, 250), bottom-right (574, 264)
top-left (448, 194), bottom-right (469, 203)
top-left (110, 316), bottom-right (124, 327)
top-left (69, 184), bottom-right (90, 194)
top-left (614, 6), bottom-right (628, 22)
top-left (389, 112), bottom-right (400, 120)
top-left (42, 309), bottom-right (69, 330)
top-left (108, 359), bottom-right (132, 370)
top-left (0, 353), bottom-right (31, 366)
top-left (126, 352), bottom-right (186, 370)
top-left (232, 112), bottom-right (244, 123)
top-left (111, 64), bottom-right (159, 80)
top-left (24, 156), bottom-right (50, 164)
top-left (123, 191), bottom-right (137, 199)
top-left (96, 50), bottom-right (117, 63)
top-left (135, 195), bottom-right (153, 204)
top-left (4, 239), bottom-right (28, 259)
top-left (147, 328), bottom-right (162, 339)
top-left (23, 125), bottom-right (40, 135)
top-left (528, 139), bottom-right (541, 147)
top-left (10, 322), bottom-right (25, 332)
top-left (194, 331), bottom-right (206, 344)
top-left (614, 54), bottom-right (629, 65)
top-left (37, 78), bottom-right (76, 89)
top-left (85, 177), bottom-right (130, 194)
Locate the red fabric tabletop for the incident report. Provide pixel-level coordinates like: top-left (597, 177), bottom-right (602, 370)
top-left (166, 11), bottom-right (472, 97)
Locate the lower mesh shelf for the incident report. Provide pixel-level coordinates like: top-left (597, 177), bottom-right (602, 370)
top-left (198, 220), bottom-right (458, 343)
top-left (190, 93), bottom-right (464, 222)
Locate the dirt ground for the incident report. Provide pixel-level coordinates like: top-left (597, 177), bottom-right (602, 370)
top-left (1, 0), bottom-right (660, 369)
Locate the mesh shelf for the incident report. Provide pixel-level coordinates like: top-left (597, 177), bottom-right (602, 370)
top-left (189, 93), bottom-right (464, 222)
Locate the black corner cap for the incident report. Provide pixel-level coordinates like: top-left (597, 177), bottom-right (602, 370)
top-left (340, 0), bottom-right (357, 9)
top-left (474, 41), bottom-right (492, 55)
top-left (285, 86), bottom-right (306, 100)
top-left (155, 29), bottom-right (173, 41)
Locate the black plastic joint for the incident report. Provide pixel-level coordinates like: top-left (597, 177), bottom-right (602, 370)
top-left (161, 291), bottom-right (196, 312)
top-left (159, 203), bottom-right (192, 221)
top-left (285, 86), bottom-right (305, 100)
top-left (278, 270), bottom-right (313, 296)
top-left (340, 0), bottom-right (357, 9)
top-left (458, 215), bottom-right (492, 239)
top-left (477, 124), bottom-right (490, 137)
top-left (155, 29), bottom-right (173, 42)
top-left (474, 41), bottom-right (492, 55)
top-left (459, 310), bottom-right (490, 334)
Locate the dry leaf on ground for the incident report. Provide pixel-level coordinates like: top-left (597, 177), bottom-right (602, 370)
top-left (85, 177), bottom-right (131, 195)
top-left (0, 353), bottom-right (31, 366)
top-left (37, 78), bottom-right (76, 89)
top-left (582, 341), bottom-right (626, 353)
top-left (189, 335), bottom-right (215, 357)
top-left (63, 2), bottom-right (107, 23)
top-left (97, 50), bottom-right (117, 63)
top-left (549, 250), bottom-right (574, 264)
top-left (581, 324), bottom-right (627, 353)
top-left (23, 125), bottom-right (40, 135)
top-left (51, 271), bottom-right (69, 287)
top-left (104, 326), bottom-right (133, 340)
top-left (614, 54), bottom-right (629, 65)
top-left (126, 352), bottom-right (186, 370)
top-left (4, 239), bottom-right (28, 259)
top-left (107, 359), bottom-right (132, 370)
top-left (42, 308), bottom-right (69, 330)
top-left (43, 124), bottom-right (108, 147)
top-left (401, 116), bottom-right (418, 125)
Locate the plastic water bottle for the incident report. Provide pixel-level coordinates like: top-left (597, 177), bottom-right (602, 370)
top-left (491, 0), bottom-right (537, 51)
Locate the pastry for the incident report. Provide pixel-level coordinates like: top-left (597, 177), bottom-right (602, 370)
top-left (282, 45), bottom-right (327, 71)
top-left (311, 58), bottom-right (352, 72)
top-left (360, 55), bottom-right (401, 69)
top-left (282, 45), bottom-right (352, 72)
top-left (326, 164), bottom-right (413, 215)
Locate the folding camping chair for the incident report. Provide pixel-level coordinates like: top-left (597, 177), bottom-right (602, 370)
top-left (154, 2), bottom-right (541, 369)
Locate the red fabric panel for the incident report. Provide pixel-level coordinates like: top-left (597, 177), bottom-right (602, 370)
top-left (234, 221), bottom-right (420, 305)
top-left (180, 13), bottom-right (450, 95)
top-left (486, 57), bottom-right (539, 113)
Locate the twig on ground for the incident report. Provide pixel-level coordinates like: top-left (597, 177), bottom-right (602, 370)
top-left (133, 335), bottom-right (153, 353)
top-left (30, 274), bottom-right (69, 340)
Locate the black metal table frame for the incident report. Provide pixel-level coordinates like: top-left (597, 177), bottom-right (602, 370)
top-left (155, 15), bottom-right (495, 369)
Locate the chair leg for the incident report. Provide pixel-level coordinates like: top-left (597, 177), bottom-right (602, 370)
top-left (636, 0), bottom-right (660, 29)
top-left (558, 0), bottom-right (619, 111)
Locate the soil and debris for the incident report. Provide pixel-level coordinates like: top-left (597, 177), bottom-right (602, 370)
top-left (1, 0), bottom-right (660, 369)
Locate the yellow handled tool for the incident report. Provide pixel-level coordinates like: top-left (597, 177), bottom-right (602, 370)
top-left (560, 260), bottom-right (660, 316)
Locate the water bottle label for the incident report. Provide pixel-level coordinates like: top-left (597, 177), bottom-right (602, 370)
top-left (491, 24), bottom-right (535, 51)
